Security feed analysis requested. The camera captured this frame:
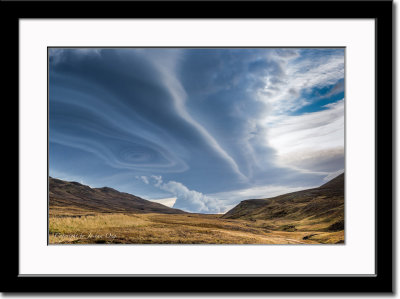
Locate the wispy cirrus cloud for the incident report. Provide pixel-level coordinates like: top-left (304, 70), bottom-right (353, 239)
top-left (252, 49), bottom-right (345, 115)
top-left (49, 48), bottom-right (344, 213)
top-left (267, 99), bottom-right (344, 174)
top-left (144, 52), bottom-right (247, 181)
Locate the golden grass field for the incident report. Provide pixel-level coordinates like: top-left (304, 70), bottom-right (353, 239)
top-left (49, 212), bottom-right (344, 244)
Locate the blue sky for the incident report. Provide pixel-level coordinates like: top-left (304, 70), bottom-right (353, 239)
top-left (49, 48), bottom-right (344, 213)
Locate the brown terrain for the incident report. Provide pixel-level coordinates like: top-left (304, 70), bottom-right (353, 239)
top-left (49, 174), bottom-right (344, 244)
top-left (49, 177), bottom-right (185, 215)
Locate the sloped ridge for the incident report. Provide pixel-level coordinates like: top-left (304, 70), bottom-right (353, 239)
top-left (222, 173), bottom-right (344, 223)
top-left (49, 177), bottom-right (185, 215)
top-left (319, 173), bottom-right (344, 190)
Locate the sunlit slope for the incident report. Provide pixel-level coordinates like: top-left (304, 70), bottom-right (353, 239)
top-left (49, 177), bottom-right (186, 215)
top-left (222, 173), bottom-right (344, 233)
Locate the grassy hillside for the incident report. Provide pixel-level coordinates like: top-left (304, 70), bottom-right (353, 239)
top-left (48, 174), bottom-right (344, 244)
top-left (49, 177), bottom-right (185, 216)
top-left (222, 173), bottom-right (344, 241)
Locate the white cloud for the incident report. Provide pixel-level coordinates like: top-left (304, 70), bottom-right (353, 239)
top-left (136, 175), bottom-right (149, 184)
top-left (258, 50), bottom-right (344, 116)
top-left (151, 175), bottom-right (163, 187)
top-left (144, 175), bottom-right (223, 213)
top-left (139, 176), bottom-right (318, 214)
top-left (219, 49), bottom-right (345, 180)
top-left (267, 99), bottom-right (344, 175)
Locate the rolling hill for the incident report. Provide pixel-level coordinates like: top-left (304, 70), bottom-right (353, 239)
top-left (49, 177), bottom-right (185, 215)
top-left (222, 173), bottom-right (344, 232)
top-left (49, 175), bottom-right (344, 244)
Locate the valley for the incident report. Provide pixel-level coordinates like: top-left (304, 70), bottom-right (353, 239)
top-left (49, 174), bottom-right (344, 244)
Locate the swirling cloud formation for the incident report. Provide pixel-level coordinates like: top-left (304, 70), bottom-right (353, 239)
top-left (49, 48), bottom-right (344, 213)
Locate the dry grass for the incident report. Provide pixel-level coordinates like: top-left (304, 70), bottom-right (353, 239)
top-left (49, 212), bottom-right (344, 244)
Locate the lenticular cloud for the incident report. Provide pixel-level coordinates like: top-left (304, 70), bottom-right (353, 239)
top-left (50, 48), bottom-right (345, 213)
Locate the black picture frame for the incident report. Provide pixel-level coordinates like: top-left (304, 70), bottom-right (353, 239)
top-left (6, 0), bottom-right (393, 293)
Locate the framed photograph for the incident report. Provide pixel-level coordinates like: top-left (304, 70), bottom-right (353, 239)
top-left (7, 0), bottom-right (392, 293)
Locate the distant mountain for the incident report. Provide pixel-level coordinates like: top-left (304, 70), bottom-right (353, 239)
top-left (222, 173), bottom-right (344, 231)
top-left (49, 177), bottom-right (186, 215)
